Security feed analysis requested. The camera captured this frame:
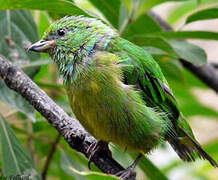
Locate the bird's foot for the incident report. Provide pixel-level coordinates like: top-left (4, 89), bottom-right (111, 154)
top-left (115, 154), bottom-right (143, 180)
top-left (115, 167), bottom-right (136, 180)
top-left (87, 140), bottom-right (112, 169)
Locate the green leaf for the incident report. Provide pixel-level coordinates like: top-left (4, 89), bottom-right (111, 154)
top-left (37, 11), bottom-right (51, 37)
top-left (119, 2), bottom-right (129, 32)
top-left (61, 151), bottom-right (119, 180)
top-left (111, 145), bottom-right (168, 180)
top-left (167, 0), bottom-right (197, 25)
top-left (0, 0), bottom-right (89, 16)
top-left (168, 40), bottom-right (207, 65)
top-left (20, 59), bottom-right (53, 69)
top-left (131, 153), bottom-right (168, 180)
top-left (120, 13), bottom-right (178, 56)
top-left (137, 0), bottom-right (191, 16)
top-left (204, 141), bottom-right (218, 160)
top-left (0, 113), bottom-right (40, 179)
top-left (186, 8), bottom-right (218, 24)
top-left (121, 0), bottom-right (132, 13)
top-left (122, 13), bottom-right (162, 37)
top-left (88, 0), bottom-right (121, 28)
top-left (110, 144), bottom-right (136, 168)
top-left (149, 31), bottom-right (218, 40)
top-left (167, 0), bottom-right (218, 25)
top-left (0, 10), bottom-right (39, 121)
top-left (0, 10), bottom-right (40, 76)
top-left (167, 70), bottom-right (218, 118)
top-left (128, 36), bottom-right (176, 56)
top-left (0, 81), bottom-right (35, 121)
top-left (143, 46), bottom-right (168, 55)
top-left (155, 56), bottom-right (185, 82)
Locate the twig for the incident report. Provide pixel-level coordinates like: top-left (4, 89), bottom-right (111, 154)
top-left (42, 133), bottom-right (62, 180)
top-left (210, 62), bottom-right (218, 69)
top-left (148, 11), bottom-right (218, 93)
top-left (180, 60), bottom-right (218, 92)
top-left (27, 120), bottom-right (36, 164)
top-left (0, 55), bottom-right (132, 179)
top-left (4, 109), bottom-right (17, 118)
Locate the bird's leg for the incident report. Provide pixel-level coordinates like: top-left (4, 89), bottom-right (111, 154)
top-left (87, 140), bottom-right (112, 169)
top-left (116, 154), bottom-right (143, 180)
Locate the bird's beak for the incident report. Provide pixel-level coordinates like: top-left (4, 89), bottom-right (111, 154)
top-left (28, 40), bottom-right (56, 52)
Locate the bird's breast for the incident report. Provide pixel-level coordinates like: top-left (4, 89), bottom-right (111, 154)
top-left (66, 77), bottom-right (119, 141)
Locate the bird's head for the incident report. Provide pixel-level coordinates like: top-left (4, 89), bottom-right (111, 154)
top-left (28, 16), bottom-right (117, 82)
top-left (28, 16), bottom-right (116, 56)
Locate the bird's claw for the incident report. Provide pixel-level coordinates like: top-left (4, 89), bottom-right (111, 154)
top-left (87, 140), bottom-right (111, 169)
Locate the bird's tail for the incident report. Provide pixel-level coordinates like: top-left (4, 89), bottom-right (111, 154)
top-left (168, 127), bottom-right (218, 167)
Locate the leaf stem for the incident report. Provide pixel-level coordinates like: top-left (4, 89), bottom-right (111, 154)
top-left (6, 10), bottom-right (11, 38)
top-left (41, 133), bottom-right (62, 180)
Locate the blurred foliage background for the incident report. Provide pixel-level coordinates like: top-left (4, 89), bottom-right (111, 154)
top-left (0, 0), bottom-right (218, 179)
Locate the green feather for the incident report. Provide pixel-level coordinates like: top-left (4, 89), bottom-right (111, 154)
top-left (32, 15), bottom-right (217, 167)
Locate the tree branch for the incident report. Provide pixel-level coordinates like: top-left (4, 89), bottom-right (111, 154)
top-left (0, 55), bottom-right (133, 179)
top-left (148, 11), bottom-right (218, 93)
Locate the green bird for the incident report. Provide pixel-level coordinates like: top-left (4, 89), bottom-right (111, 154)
top-left (28, 16), bottom-right (217, 178)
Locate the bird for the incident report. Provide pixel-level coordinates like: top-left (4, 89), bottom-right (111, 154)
top-left (28, 16), bottom-right (217, 179)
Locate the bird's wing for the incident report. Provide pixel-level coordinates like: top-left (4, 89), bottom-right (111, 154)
top-left (112, 39), bottom-right (179, 120)
top-left (110, 39), bottom-right (218, 166)
top-left (106, 38), bottom-right (218, 166)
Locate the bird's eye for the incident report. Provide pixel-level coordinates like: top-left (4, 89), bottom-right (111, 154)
top-left (57, 29), bottom-right (65, 36)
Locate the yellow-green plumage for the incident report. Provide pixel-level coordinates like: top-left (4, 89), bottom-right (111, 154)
top-left (29, 15), bottom-right (217, 167)
top-left (66, 52), bottom-right (164, 153)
